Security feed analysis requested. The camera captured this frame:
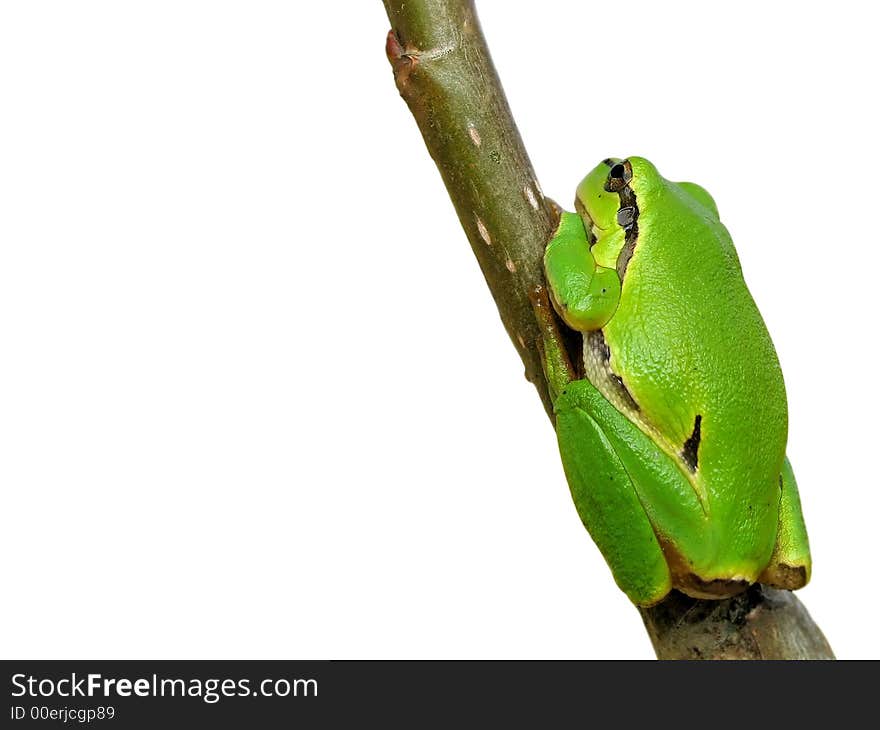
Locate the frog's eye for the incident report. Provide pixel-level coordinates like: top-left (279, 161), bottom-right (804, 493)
top-left (604, 160), bottom-right (633, 192)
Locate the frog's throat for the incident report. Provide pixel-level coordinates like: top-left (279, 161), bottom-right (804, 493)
top-left (582, 329), bottom-right (711, 514)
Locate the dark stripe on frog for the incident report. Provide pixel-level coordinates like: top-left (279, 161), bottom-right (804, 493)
top-left (681, 414), bottom-right (702, 473)
top-left (585, 330), bottom-right (640, 413)
top-left (614, 178), bottom-right (639, 279)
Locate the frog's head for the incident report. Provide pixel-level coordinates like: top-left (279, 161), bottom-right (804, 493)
top-left (575, 157), bottom-right (661, 241)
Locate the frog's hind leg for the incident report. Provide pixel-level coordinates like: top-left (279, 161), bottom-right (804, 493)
top-left (555, 382), bottom-right (672, 606)
top-left (759, 456), bottom-right (812, 590)
top-left (531, 285), bottom-right (670, 606)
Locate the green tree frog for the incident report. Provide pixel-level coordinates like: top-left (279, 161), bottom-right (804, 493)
top-left (536, 157), bottom-right (811, 606)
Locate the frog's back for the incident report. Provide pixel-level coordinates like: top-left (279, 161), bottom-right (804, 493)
top-left (601, 176), bottom-right (787, 582)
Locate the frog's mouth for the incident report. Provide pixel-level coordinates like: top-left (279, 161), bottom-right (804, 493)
top-left (574, 197), bottom-right (599, 246)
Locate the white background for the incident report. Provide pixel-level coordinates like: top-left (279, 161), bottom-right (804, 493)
top-left (1, 1), bottom-right (877, 659)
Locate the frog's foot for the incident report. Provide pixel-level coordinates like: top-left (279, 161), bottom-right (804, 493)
top-left (758, 456), bottom-right (811, 590)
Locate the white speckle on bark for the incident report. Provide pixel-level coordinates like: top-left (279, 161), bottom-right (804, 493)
top-left (534, 179), bottom-right (544, 196)
top-left (419, 43), bottom-right (457, 61)
top-left (468, 125), bottom-right (481, 147)
top-left (516, 333), bottom-right (526, 349)
top-left (476, 217), bottom-right (491, 246)
top-left (525, 186), bottom-right (538, 209)
top-left (505, 259), bottom-right (517, 273)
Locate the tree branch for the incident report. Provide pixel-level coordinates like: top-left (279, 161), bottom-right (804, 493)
top-left (382, 0), bottom-right (833, 660)
top-left (383, 0), bottom-right (556, 415)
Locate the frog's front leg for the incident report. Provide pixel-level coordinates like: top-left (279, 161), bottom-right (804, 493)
top-left (759, 457), bottom-right (812, 589)
top-left (532, 285), bottom-right (671, 606)
top-left (543, 212), bottom-right (621, 332)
